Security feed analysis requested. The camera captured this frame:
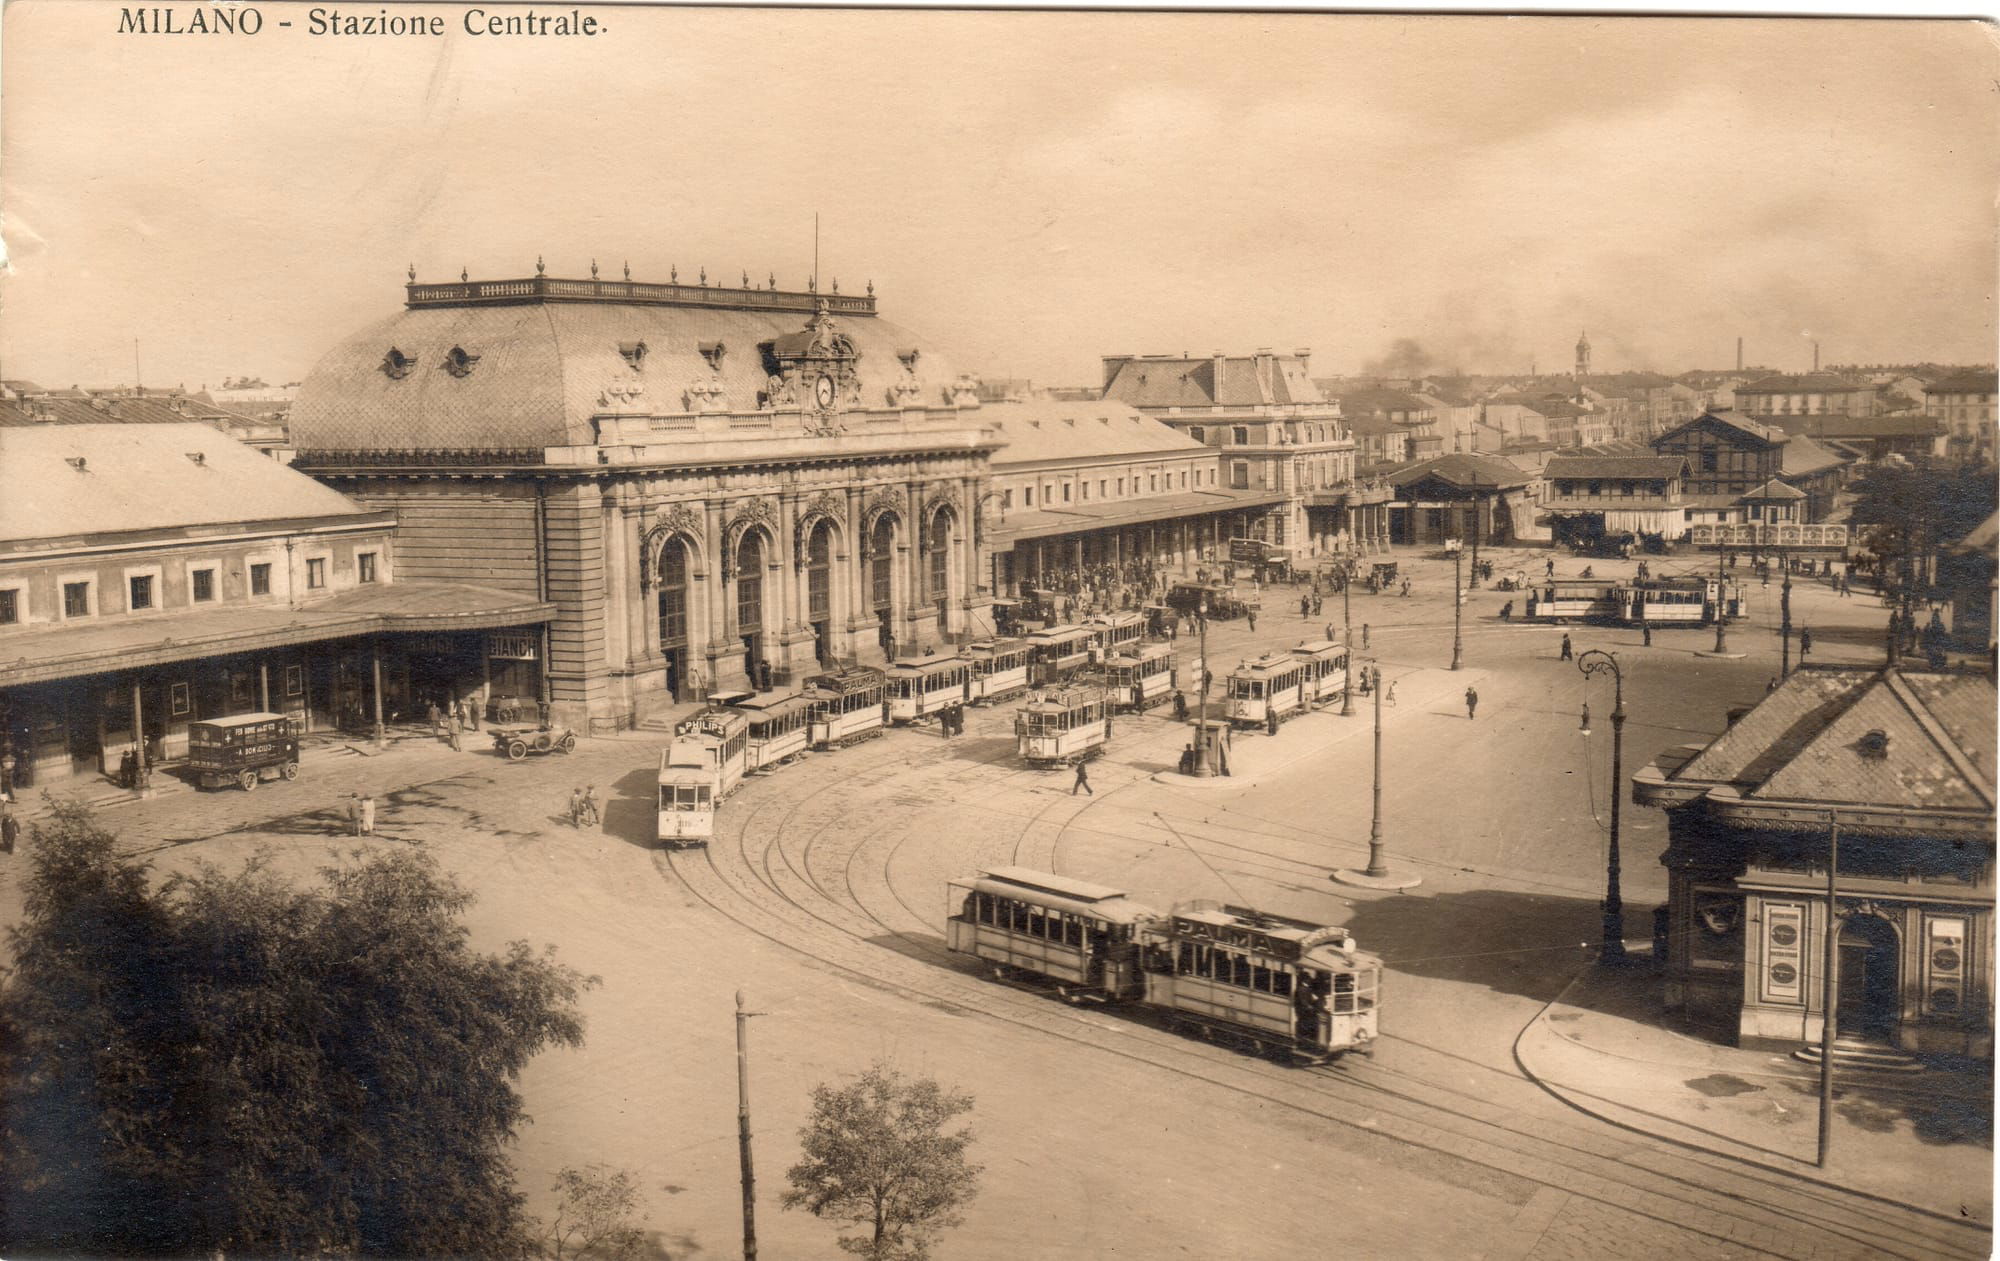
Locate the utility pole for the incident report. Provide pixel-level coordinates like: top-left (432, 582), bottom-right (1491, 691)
top-left (1334, 662), bottom-right (1419, 889)
top-left (1450, 542), bottom-right (1464, 671)
top-left (736, 991), bottom-right (761, 1261)
top-left (1191, 595), bottom-right (1214, 776)
top-left (1817, 814), bottom-right (1840, 1168)
top-left (1340, 561), bottom-right (1355, 717)
top-left (1780, 563), bottom-right (1793, 680)
top-left (1712, 541), bottom-right (1730, 654)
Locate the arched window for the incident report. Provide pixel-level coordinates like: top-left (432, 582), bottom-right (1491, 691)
top-left (657, 538), bottom-right (690, 651)
top-left (871, 516), bottom-right (895, 613)
top-left (736, 531), bottom-right (764, 636)
top-left (807, 521), bottom-right (833, 623)
top-left (927, 510), bottom-right (951, 619)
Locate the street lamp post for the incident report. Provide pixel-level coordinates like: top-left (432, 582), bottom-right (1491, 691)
top-left (1333, 660), bottom-right (1420, 890)
top-left (1712, 543), bottom-right (1730, 655)
top-left (1576, 649), bottom-right (1627, 963)
top-left (1190, 596), bottom-right (1214, 777)
top-left (1780, 563), bottom-right (1794, 679)
top-left (1450, 541), bottom-right (1464, 671)
top-left (1340, 562), bottom-right (1356, 717)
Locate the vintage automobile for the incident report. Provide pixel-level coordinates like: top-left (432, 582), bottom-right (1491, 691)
top-left (1165, 581), bottom-right (1249, 620)
top-left (187, 713), bottom-right (299, 791)
top-left (490, 722), bottom-right (579, 760)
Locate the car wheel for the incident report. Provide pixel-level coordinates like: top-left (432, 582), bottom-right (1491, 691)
top-left (507, 741), bottom-right (529, 761)
top-left (281, 761), bottom-right (300, 781)
top-left (559, 734), bottom-right (577, 753)
top-left (238, 770), bottom-right (258, 791)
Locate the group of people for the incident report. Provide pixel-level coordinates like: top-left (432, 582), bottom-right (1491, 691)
top-left (428, 696), bottom-right (483, 751)
top-left (567, 785), bottom-right (601, 828)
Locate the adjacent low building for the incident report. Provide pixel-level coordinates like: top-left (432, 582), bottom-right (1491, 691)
top-left (0, 422), bottom-right (551, 791)
top-left (1925, 370), bottom-right (1998, 466)
top-left (1634, 666), bottom-right (1994, 1059)
top-left (1385, 453), bottom-right (1535, 548)
top-left (1539, 454), bottom-right (1691, 549)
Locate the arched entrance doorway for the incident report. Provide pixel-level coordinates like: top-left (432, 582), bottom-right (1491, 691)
top-left (805, 519), bottom-right (836, 667)
top-left (657, 536), bottom-right (693, 701)
top-left (869, 514), bottom-right (899, 659)
top-left (736, 531), bottom-right (767, 686)
top-left (1837, 915), bottom-right (1901, 1042)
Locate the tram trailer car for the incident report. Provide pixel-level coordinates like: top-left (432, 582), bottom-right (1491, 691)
top-left (946, 867), bottom-right (1160, 1001)
top-left (886, 653), bottom-right (973, 724)
top-left (1015, 684), bottom-right (1111, 767)
top-left (965, 637), bottom-right (1031, 704)
top-left (1522, 578), bottom-right (1621, 623)
top-left (732, 690), bottom-right (813, 770)
top-left (1616, 577), bottom-right (1738, 626)
top-left (1226, 652), bottom-right (1307, 729)
top-left (674, 707), bottom-right (750, 798)
top-left (945, 869), bottom-right (1380, 1062)
top-left (1141, 902), bottom-right (1380, 1063)
top-left (1289, 639), bottom-right (1349, 706)
top-left (803, 666), bottom-right (887, 749)
top-left (1025, 624), bottom-right (1097, 687)
top-left (1104, 641), bottom-right (1175, 712)
top-left (1084, 611), bottom-right (1148, 655)
top-left (656, 748), bottom-right (715, 849)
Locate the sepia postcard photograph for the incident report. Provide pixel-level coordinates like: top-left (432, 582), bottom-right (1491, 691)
top-left (0, 3), bottom-right (1994, 1257)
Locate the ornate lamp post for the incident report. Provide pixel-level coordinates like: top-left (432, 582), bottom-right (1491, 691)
top-left (1780, 562), bottom-right (1794, 679)
top-left (1340, 561), bottom-right (1356, 717)
top-left (1712, 542), bottom-right (1730, 655)
top-left (1450, 540), bottom-right (1465, 671)
top-left (1190, 594), bottom-right (1215, 777)
top-left (1576, 648), bottom-right (1627, 963)
top-left (1334, 661), bottom-right (1420, 890)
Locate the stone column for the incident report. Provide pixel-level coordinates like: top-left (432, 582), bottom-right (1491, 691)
top-left (776, 491), bottom-right (816, 675)
top-left (904, 480), bottom-right (939, 651)
top-left (704, 497), bottom-right (729, 694)
top-left (844, 485), bottom-right (868, 662)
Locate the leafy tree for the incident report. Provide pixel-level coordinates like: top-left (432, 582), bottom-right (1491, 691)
top-left (782, 1061), bottom-right (981, 1261)
top-left (0, 798), bottom-right (596, 1257)
top-left (1849, 456), bottom-right (1996, 595)
top-left (540, 1164), bottom-right (648, 1261)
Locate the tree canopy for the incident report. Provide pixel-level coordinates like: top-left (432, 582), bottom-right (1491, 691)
top-left (0, 800), bottom-right (595, 1257)
top-left (782, 1061), bottom-right (981, 1261)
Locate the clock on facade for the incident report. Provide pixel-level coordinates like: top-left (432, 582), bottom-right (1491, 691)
top-left (815, 374), bottom-right (836, 409)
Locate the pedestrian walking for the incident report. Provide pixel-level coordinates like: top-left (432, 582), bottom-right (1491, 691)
top-left (1499, 601), bottom-right (1513, 622)
top-left (428, 702), bottom-right (444, 738)
top-left (538, 698), bottom-right (553, 728)
top-left (1265, 710), bottom-right (1279, 737)
top-left (346, 793), bottom-right (363, 837)
top-left (1324, 623), bottom-right (1335, 642)
top-left (360, 793), bottom-right (376, 836)
top-left (446, 711), bottom-right (463, 751)
top-left (1464, 686), bottom-right (1479, 720)
top-left (1173, 692), bottom-right (1188, 722)
top-left (1545, 558), bottom-right (1556, 578)
top-left (1386, 680), bottom-right (1398, 706)
top-left (1799, 626), bottom-right (1813, 658)
top-left (582, 785), bottom-right (601, 826)
top-left (1559, 633), bottom-right (1574, 661)
top-left (1246, 609), bottom-right (1258, 632)
top-left (1300, 595), bottom-right (1311, 619)
top-left (1642, 623), bottom-right (1653, 647)
top-left (1362, 623), bottom-right (1371, 649)
top-left (1072, 761), bottom-right (1093, 796)
top-left (568, 786), bottom-right (585, 827)
top-left (0, 806), bottom-right (16, 855)
top-left (1400, 578), bottom-right (1411, 598)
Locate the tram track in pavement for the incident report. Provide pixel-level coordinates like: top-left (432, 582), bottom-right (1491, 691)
top-left (662, 727), bottom-right (1987, 1261)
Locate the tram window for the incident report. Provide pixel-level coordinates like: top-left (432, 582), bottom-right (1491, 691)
top-left (1274, 971), bottom-right (1293, 997)
top-left (1066, 919), bottom-right (1083, 947)
top-left (1252, 965), bottom-right (1273, 993)
top-left (1235, 956), bottom-right (1253, 987)
top-left (1178, 942), bottom-right (1195, 972)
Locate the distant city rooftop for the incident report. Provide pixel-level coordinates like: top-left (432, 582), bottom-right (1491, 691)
top-left (403, 261), bottom-right (878, 318)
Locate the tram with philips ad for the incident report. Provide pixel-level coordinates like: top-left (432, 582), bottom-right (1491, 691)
top-left (946, 867), bottom-right (1380, 1063)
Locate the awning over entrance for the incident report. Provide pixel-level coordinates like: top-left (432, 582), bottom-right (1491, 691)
top-left (986, 489), bottom-right (1290, 545)
top-left (0, 583), bottom-right (556, 688)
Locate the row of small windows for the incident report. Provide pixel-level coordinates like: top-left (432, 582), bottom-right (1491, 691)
top-left (1004, 467), bottom-right (1215, 510)
top-left (0, 554), bottom-right (375, 626)
top-left (1175, 941), bottom-right (1294, 996)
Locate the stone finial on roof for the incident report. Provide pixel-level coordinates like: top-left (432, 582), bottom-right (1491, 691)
top-left (670, 263), bottom-right (678, 283)
top-left (624, 260), bottom-right (631, 281)
top-left (461, 266), bottom-right (469, 283)
top-left (698, 267), bottom-right (707, 286)
top-left (808, 274), bottom-right (817, 293)
top-left (832, 278), bottom-right (840, 294)
top-left (591, 259), bottom-right (599, 279)
top-left (407, 262), bottom-right (416, 283)
top-left (867, 279), bottom-right (874, 296)
top-left (536, 255), bottom-right (546, 277)
top-left (768, 271), bottom-right (776, 290)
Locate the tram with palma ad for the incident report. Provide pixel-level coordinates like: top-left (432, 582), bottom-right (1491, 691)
top-left (803, 666), bottom-right (887, 749)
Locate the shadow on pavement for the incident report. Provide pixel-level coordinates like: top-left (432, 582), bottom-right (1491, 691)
top-left (1341, 888), bottom-right (1600, 1003)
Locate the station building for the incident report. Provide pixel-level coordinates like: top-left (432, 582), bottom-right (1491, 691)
top-left (1634, 665), bottom-right (1994, 1061)
top-left (0, 422), bottom-right (550, 792)
top-left (289, 268), bottom-right (998, 731)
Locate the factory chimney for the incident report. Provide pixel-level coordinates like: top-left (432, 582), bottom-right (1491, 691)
top-left (1736, 337), bottom-right (1743, 372)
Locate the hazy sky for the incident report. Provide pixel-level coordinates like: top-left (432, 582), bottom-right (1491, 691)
top-left (2, 5), bottom-right (1995, 389)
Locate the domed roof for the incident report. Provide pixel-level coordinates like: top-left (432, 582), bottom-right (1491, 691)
top-left (291, 276), bottom-right (965, 454)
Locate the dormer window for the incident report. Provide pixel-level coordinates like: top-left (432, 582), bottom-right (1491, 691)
top-left (381, 347), bottom-right (414, 380)
top-left (698, 341), bottom-right (726, 372)
top-left (1857, 729), bottom-right (1891, 759)
top-left (442, 346), bottom-right (481, 378)
top-left (620, 340), bottom-right (649, 371)
top-left (898, 348), bottom-right (921, 373)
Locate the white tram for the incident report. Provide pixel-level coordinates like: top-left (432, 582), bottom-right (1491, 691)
top-left (1025, 624), bottom-right (1097, 687)
top-left (1616, 577), bottom-right (1739, 626)
top-left (946, 867), bottom-right (1161, 1002)
top-left (1226, 652), bottom-right (1308, 730)
top-left (672, 707), bottom-right (750, 798)
top-left (1140, 902), bottom-right (1380, 1063)
top-left (886, 653), bottom-right (973, 724)
top-left (803, 666), bottom-right (887, 749)
top-left (965, 637), bottom-right (1031, 704)
top-left (1289, 640), bottom-right (1349, 707)
top-left (1015, 684), bottom-right (1112, 767)
top-left (1084, 610), bottom-right (1148, 655)
top-left (656, 747), bottom-right (716, 849)
top-left (733, 690), bottom-right (813, 770)
top-left (1103, 641), bottom-right (1176, 712)
top-left (1523, 578), bottom-right (1621, 623)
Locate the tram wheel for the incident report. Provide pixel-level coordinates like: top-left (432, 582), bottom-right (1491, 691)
top-left (281, 761), bottom-right (299, 781)
top-left (238, 770), bottom-right (258, 792)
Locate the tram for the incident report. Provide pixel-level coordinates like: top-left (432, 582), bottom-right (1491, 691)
top-left (1141, 901), bottom-right (1380, 1063)
top-left (803, 666), bottom-right (887, 749)
top-left (672, 707), bottom-right (750, 799)
top-left (1015, 684), bottom-right (1112, 767)
top-left (1103, 641), bottom-right (1175, 712)
top-left (1289, 640), bottom-right (1349, 706)
top-left (886, 653), bottom-right (973, 724)
top-left (946, 867), bottom-right (1161, 1002)
top-left (965, 637), bottom-right (1031, 704)
top-left (1522, 577), bottom-right (1621, 623)
top-left (656, 746), bottom-right (716, 849)
top-left (1226, 652), bottom-right (1308, 730)
top-left (944, 868), bottom-right (1381, 1062)
top-left (734, 690), bottom-right (813, 770)
top-left (1025, 624), bottom-right (1097, 687)
top-left (1084, 611), bottom-right (1148, 655)
top-left (1616, 576), bottom-right (1738, 626)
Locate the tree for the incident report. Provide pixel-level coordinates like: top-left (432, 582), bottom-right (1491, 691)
top-left (540, 1165), bottom-right (648, 1261)
top-left (0, 799), bottom-right (596, 1257)
top-left (782, 1061), bottom-right (981, 1261)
